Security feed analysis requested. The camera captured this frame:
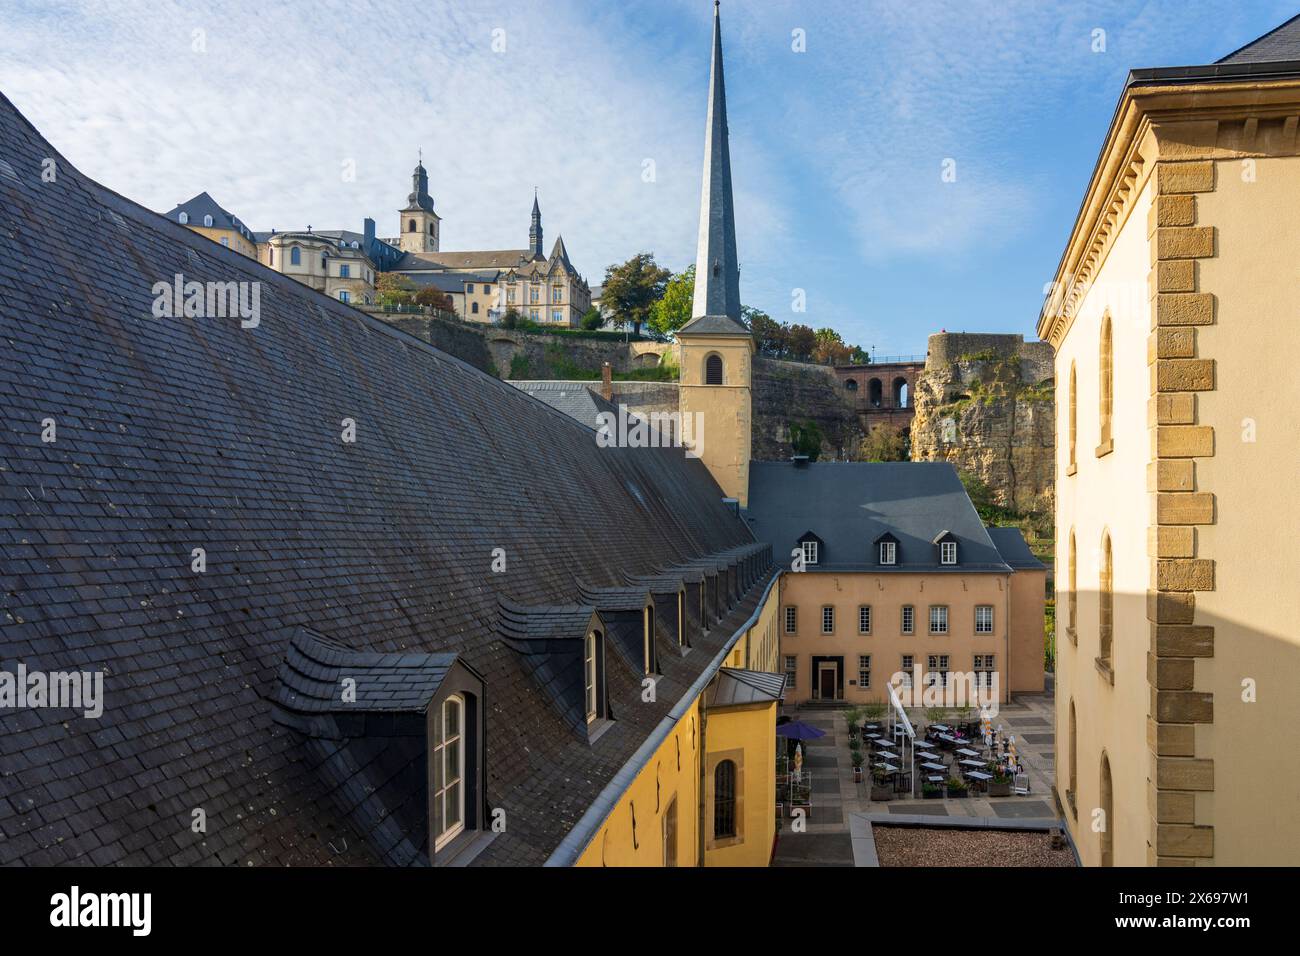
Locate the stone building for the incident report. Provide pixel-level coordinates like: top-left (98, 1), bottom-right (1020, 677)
top-left (1041, 15), bottom-right (1300, 866)
top-left (832, 359), bottom-right (924, 439)
top-left (163, 191), bottom-right (258, 259)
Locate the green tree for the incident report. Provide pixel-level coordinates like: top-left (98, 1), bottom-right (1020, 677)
top-left (789, 420), bottom-right (824, 461)
top-left (414, 286), bottom-right (454, 312)
top-left (602, 252), bottom-right (671, 336)
top-left (580, 307), bottom-right (605, 331)
top-left (650, 264), bottom-right (695, 336)
top-left (859, 424), bottom-right (909, 462)
top-left (813, 327), bottom-right (852, 365)
top-left (376, 272), bottom-right (417, 306)
top-left (786, 323), bottom-right (817, 361)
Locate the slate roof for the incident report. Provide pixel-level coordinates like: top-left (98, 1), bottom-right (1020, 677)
top-left (404, 270), bottom-right (498, 294)
top-left (678, 313), bottom-right (752, 337)
top-left (705, 668), bottom-right (786, 708)
top-left (1218, 14), bottom-right (1300, 64)
top-left (163, 190), bottom-right (254, 242)
top-left (985, 526), bottom-right (1045, 570)
top-left (745, 461), bottom-right (1012, 573)
top-left (0, 92), bottom-right (766, 867)
top-left (509, 381), bottom-right (618, 431)
top-left (396, 249), bottom-right (532, 272)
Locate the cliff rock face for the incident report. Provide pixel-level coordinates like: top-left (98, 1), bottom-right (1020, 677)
top-left (911, 333), bottom-right (1055, 516)
top-left (752, 358), bottom-right (861, 461)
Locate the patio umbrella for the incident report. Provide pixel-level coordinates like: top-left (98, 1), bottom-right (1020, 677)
top-left (776, 720), bottom-right (826, 741)
top-left (1007, 735), bottom-right (1018, 773)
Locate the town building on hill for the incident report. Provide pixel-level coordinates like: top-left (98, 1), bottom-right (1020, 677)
top-left (162, 190), bottom-right (257, 258)
top-left (1040, 13), bottom-right (1300, 866)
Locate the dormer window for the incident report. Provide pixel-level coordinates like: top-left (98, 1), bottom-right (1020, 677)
top-left (933, 531), bottom-right (959, 566)
top-left (178, 211), bottom-right (188, 224)
top-left (880, 541), bottom-right (896, 565)
top-left (643, 604), bottom-right (657, 675)
top-left (432, 695), bottom-right (465, 849)
top-left (802, 540), bottom-right (818, 565)
top-left (203, 214), bottom-right (213, 227)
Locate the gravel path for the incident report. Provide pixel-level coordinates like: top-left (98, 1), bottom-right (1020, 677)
top-left (872, 826), bottom-right (1076, 867)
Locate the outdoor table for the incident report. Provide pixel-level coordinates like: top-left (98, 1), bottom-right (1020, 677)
top-left (966, 770), bottom-right (992, 792)
top-left (925, 775), bottom-right (944, 785)
top-left (931, 724), bottom-right (949, 732)
top-left (959, 759), bottom-right (984, 769)
top-left (921, 762), bottom-right (945, 772)
top-left (865, 734), bottom-right (882, 740)
top-left (956, 748), bottom-right (980, 757)
top-left (876, 739), bottom-right (896, 748)
top-left (914, 740), bottom-right (935, 750)
top-left (875, 764), bottom-right (899, 773)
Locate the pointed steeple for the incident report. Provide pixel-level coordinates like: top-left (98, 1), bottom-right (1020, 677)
top-left (529, 190), bottom-right (544, 259)
top-left (549, 234), bottom-right (573, 270)
top-left (682, 0), bottom-right (747, 336)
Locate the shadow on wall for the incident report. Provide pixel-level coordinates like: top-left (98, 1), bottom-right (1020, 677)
top-left (1055, 587), bottom-right (1300, 867)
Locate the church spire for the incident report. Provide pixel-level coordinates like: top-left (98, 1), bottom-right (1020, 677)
top-left (686, 0), bottom-right (744, 330)
top-left (529, 189), bottom-right (543, 259)
top-left (406, 156), bottom-right (434, 212)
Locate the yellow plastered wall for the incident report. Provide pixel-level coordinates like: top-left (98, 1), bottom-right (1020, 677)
top-left (703, 701), bottom-right (777, 867)
top-left (1053, 175), bottom-right (1155, 867)
top-left (187, 225), bottom-right (257, 259)
top-left (574, 699), bottom-right (702, 867)
top-left (678, 332), bottom-right (753, 505)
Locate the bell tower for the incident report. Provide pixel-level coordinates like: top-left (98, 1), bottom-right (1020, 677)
top-left (398, 156), bottom-right (441, 254)
top-left (677, 1), bottom-right (753, 506)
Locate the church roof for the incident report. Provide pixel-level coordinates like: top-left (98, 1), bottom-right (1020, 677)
top-left (395, 249), bottom-right (531, 272)
top-left (1218, 13), bottom-right (1300, 64)
top-left (549, 234), bottom-right (574, 270)
top-left (0, 91), bottom-right (768, 867)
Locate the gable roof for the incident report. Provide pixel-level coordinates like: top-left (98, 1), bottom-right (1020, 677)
top-left (678, 313), bottom-right (753, 337)
top-left (163, 190), bottom-right (253, 241)
top-left (745, 461), bottom-right (1011, 573)
top-left (396, 249), bottom-right (531, 272)
top-left (986, 526), bottom-right (1046, 570)
top-left (0, 92), bottom-right (765, 867)
top-left (509, 381), bottom-right (618, 431)
top-left (1218, 14), bottom-right (1300, 64)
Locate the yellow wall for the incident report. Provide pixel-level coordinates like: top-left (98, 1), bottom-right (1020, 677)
top-left (703, 702), bottom-right (777, 867)
top-left (187, 225), bottom-right (256, 259)
top-left (1053, 173), bottom-right (1155, 867)
top-left (678, 332), bottom-right (753, 505)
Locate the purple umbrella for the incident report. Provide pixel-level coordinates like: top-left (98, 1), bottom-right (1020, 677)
top-left (776, 720), bottom-right (826, 741)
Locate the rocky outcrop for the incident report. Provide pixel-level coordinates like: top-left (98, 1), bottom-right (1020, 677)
top-left (911, 333), bottom-right (1055, 516)
top-left (753, 358), bottom-right (861, 461)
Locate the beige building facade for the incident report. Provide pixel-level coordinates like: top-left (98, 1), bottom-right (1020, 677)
top-left (1041, 22), bottom-right (1300, 866)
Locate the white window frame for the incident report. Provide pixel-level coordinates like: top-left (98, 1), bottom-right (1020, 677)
top-left (584, 632), bottom-right (598, 722)
top-left (784, 655), bottom-right (797, 690)
top-left (203, 214), bottom-right (213, 227)
top-left (927, 655), bottom-right (950, 688)
top-left (801, 540), bottom-right (819, 565)
top-left (432, 695), bottom-right (465, 850)
top-left (821, 605), bottom-right (834, 634)
top-left (879, 540), bottom-right (896, 565)
top-left (974, 654), bottom-right (995, 688)
top-left (901, 605), bottom-right (915, 635)
top-left (858, 605), bottom-right (871, 635)
top-left (940, 540), bottom-right (958, 565)
top-left (337, 290), bottom-right (350, 303)
top-left (929, 605), bottom-right (949, 634)
top-left (975, 605), bottom-right (994, 634)
top-left (858, 655), bottom-right (871, 689)
top-left (901, 654), bottom-right (914, 688)
top-left (784, 606), bottom-right (797, 634)
top-left (178, 211), bottom-right (189, 224)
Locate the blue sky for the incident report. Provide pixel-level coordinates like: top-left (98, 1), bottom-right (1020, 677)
top-left (1, 0), bottom-right (1295, 354)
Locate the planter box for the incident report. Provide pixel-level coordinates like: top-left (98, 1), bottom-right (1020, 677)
top-left (922, 789), bottom-right (942, 800)
top-left (946, 788), bottom-right (968, 798)
top-left (853, 767), bottom-right (863, 783)
top-left (870, 785), bottom-right (893, 802)
top-left (989, 781), bottom-right (1012, 797)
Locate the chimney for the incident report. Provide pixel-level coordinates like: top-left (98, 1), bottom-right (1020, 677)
top-left (601, 362), bottom-right (613, 402)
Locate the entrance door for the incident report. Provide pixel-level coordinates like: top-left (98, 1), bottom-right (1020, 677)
top-left (818, 663), bottom-right (838, 701)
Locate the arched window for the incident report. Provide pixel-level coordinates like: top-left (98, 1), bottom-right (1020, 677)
top-left (203, 214), bottom-right (213, 227)
top-left (1067, 529), bottom-right (1077, 641)
top-left (1098, 313), bottom-right (1113, 453)
top-left (471, 302), bottom-right (479, 314)
top-left (1099, 752), bottom-right (1114, 866)
top-left (1099, 530), bottom-right (1113, 669)
top-left (1068, 361), bottom-right (1077, 471)
top-left (268, 248), bottom-right (274, 266)
top-left (844, 378), bottom-right (858, 392)
top-left (409, 219), bottom-right (418, 233)
top-left (584, 632), bottom-right (599, 722)
top-left (432, 695), bottom-right (464, 849)
top-left (713, 760), bottom-right (737, 838)
top-left (178, 211), bottom-right (189, 224)
top-left (892, 377), bottom-right (908, 408)
top-left (428, 223), bottom-right (435, 236)
top-left (1068, 700), bottom-right (1078, 813)
top-left (289, 246), bottom-right (301, 266)
top-left (705, 353), bottom-right (723, 385)
top-left (868, 378), bottom-right (883, 408)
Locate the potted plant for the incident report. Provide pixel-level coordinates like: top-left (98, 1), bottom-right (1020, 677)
top-left (989, 770), bottom-right (1012, 797)
top-left (945, 777), bottom-right (969, 798)
top-left (843, 706), bottom-right (861, 740)
top-left (851, 746), bottom-right (864, 782)
top-left (922, 781), bottom-right (943, 800)
top-left (870, 769), bottom-right (893, 802)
